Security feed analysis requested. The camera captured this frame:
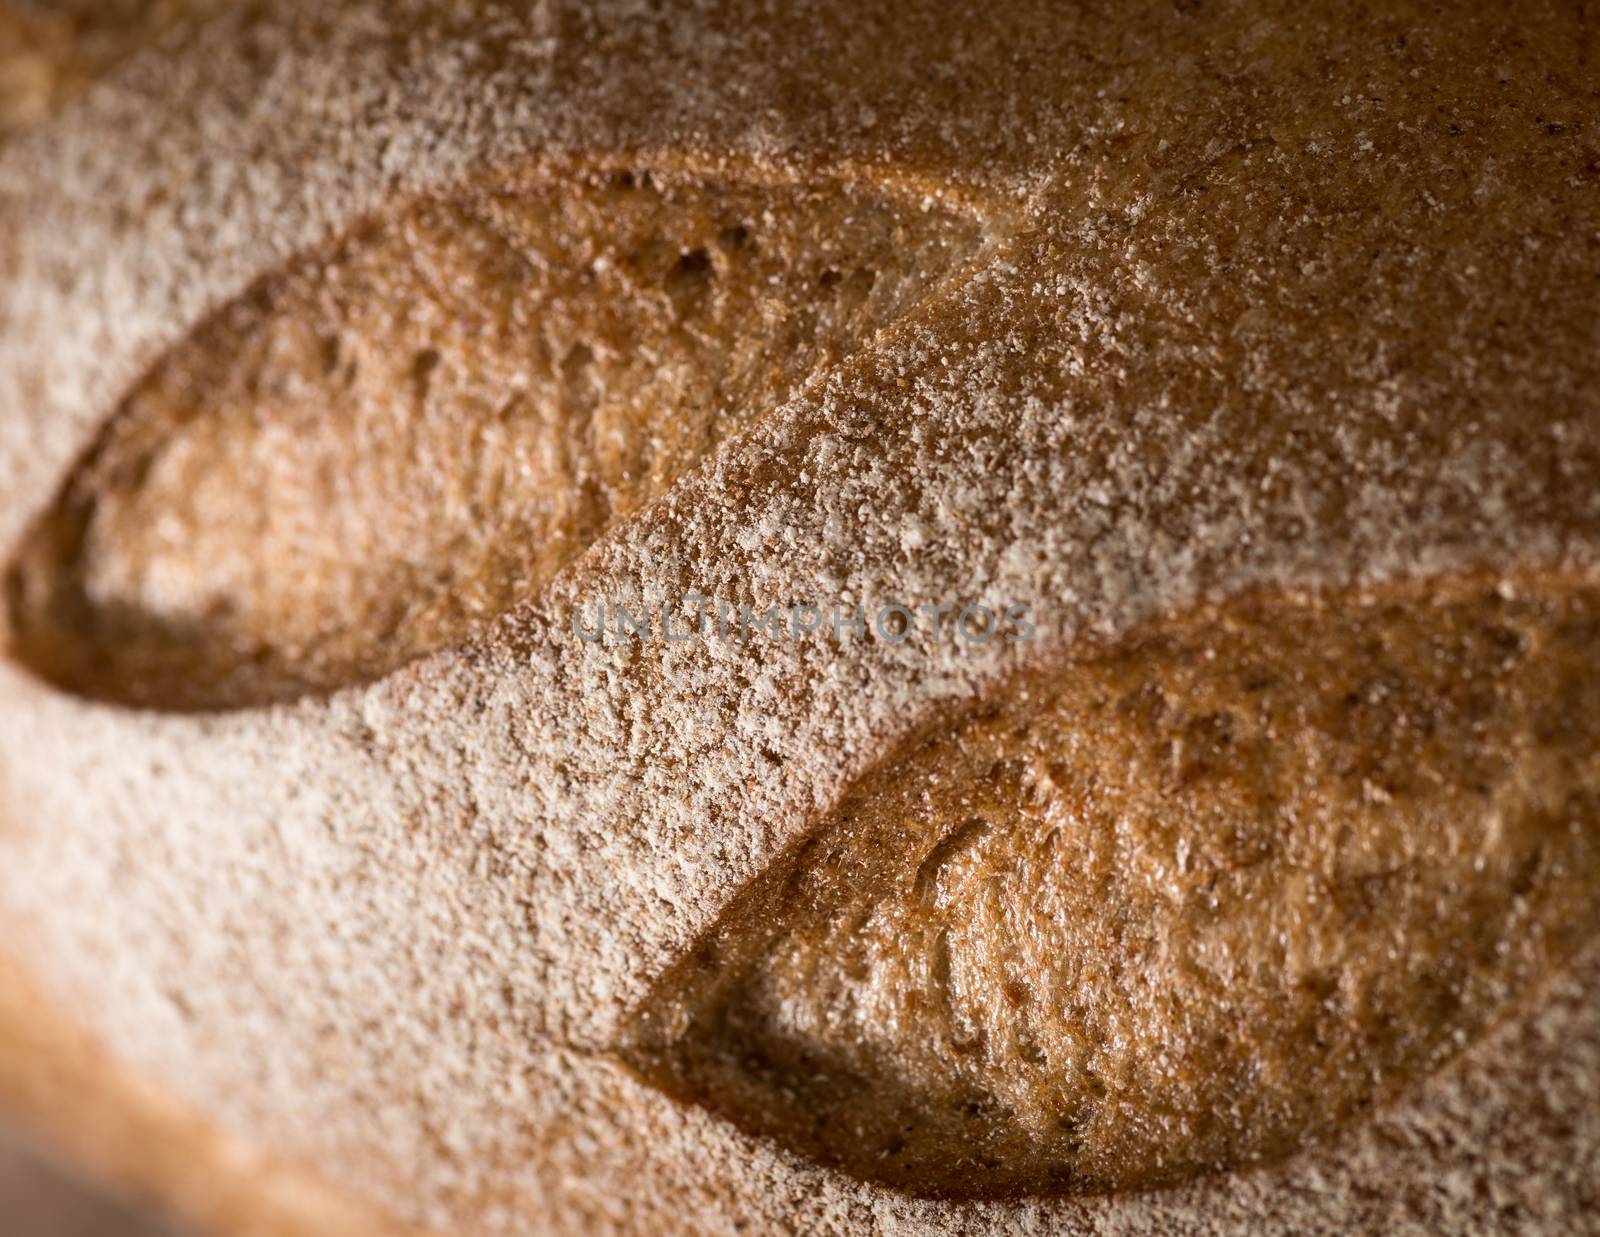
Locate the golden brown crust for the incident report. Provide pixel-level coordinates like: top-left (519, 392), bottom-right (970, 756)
top-left (6, 169), bottom-right (982, 709)
top-left (631, 570), bottom-right (1600, 1199)
top-left (0, 2), bottom-right (1596, 1234)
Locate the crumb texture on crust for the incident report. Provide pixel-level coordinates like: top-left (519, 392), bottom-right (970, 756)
top-left (4, 170), bottom-right (980, 709)
top-left (629, 576), bottom-right (1600, 1198)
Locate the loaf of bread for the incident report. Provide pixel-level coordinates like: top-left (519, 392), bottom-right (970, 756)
top-left (0, 2), bottom-right (1597, 1233)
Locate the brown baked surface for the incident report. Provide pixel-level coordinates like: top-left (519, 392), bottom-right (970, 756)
top-left (634, 573), bottom-right (1600, 1198)
top-left (0, 2), bottom-right (1596, 1234)
top-left (8, 171), bottom-right (980, 708)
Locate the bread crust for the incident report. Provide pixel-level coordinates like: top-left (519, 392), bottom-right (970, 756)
top-left (0, 2), bottom-right (1597, 1233)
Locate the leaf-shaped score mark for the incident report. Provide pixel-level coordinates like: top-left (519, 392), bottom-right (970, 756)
top-left (2, 171), bottom-right (981, 711)
top-left (626, 575), bottom-right (1600, 1198)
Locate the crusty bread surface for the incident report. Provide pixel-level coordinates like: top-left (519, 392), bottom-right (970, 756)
top-left (0, 2), bottom-right (1597, 1234)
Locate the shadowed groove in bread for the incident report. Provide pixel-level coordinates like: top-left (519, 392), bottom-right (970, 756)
top-left (1, 169), bottom-right (983, 711)
top-left (627, 572), bottom-right (1600, 1199)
